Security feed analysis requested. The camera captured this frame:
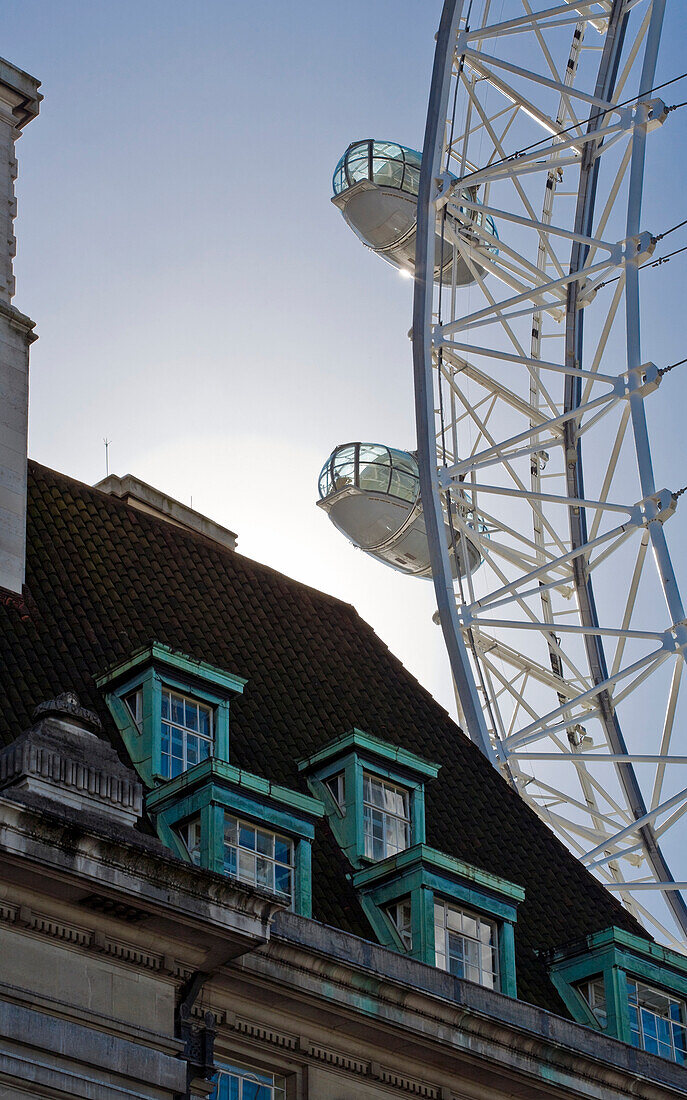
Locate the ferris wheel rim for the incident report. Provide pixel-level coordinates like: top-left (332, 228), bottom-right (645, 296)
top-left (412, 0), bottom-right (687, 944)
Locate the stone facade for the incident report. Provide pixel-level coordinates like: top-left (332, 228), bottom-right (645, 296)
top-left (1, 696), bottom-right (686, 1099)
top-left (0, 59), bottom-right (39, 596)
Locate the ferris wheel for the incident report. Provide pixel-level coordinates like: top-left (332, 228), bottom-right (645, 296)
top-left (321, 0), bottom-right (687, 948)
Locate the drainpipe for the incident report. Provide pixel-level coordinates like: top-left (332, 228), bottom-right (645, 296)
top-left (174, 933), bottom-right (271, 1099)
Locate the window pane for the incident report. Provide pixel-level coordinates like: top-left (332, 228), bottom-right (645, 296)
top-left (171, 693), bottom-right (184, 725)
top-left (389, 469), bottom-right (418, 503)
top-left (462, 913), bottom-right (477, 940)
top-left (274, 864), bottom-right (292, 897)
top-left (223, 813), bottom-right (294, 906)
top-left (479, 921), bottom-right (493, 944)
top-left (199, 705), bottom-right (211, 736)
top-left (449, 955), bottom-right (465, 979)
top-left (256, 856), bottom-right (272, 889)
top-left (274, 837), bottom-right (292, 865)
top-left (161, 692), bottom-right (169, 719)
top-left (239, 849), bottom-right (255, 882)
top-left (256, 829), bottom-right (273, 857)
top-left (185, 700), bottom-right (198, 731)
top-left (436, 901), bottom-right (499, 990)
top-left (446, 907), bottom-right (462, 933)
top-left (368, 778), bottom-right (384, 808)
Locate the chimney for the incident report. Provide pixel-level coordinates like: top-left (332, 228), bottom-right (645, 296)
top-left (0, 58), bottom-right (41, 595)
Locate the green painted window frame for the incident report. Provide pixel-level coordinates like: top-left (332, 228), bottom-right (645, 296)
top-left (351, 844), bottom-right (522, 997)
top-left (96, 642), bottom-right (247, 787)
top-left (549, 925), bottom-right (687, 1051)
top-left (146, 758), bottom-right (324, 917)
top-left (298, 728), bottom-right (440, 870)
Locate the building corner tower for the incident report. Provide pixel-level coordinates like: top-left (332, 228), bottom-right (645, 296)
top-left (0, 58), bottom-right (40, 596)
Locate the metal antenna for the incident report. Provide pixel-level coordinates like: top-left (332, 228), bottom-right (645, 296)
top-left (103, 438), bottom-right (111, 478)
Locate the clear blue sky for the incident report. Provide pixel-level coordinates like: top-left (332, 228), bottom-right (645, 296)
top-left (3, 1), bottom-right (687, 722)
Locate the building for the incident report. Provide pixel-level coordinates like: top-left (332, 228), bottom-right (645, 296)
top-left (1, 55), bottom-right (687, 1100)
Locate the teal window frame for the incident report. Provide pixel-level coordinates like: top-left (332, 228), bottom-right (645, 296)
top-left (96, 643), bottom-right (247, 787)
top-left (146, 757), bottom-right (324, 917)
top-left (351, 844), bottom-right (522, 997)
top-left (297, 728), bottom-right (440, 870)
top-left (549, 925), bottom-right (687, 1052)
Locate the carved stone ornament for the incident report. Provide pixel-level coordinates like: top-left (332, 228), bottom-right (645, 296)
top-left (32, 691), bottom-right (103, 733)
top-left (0, 692), bottom-right (141, 826)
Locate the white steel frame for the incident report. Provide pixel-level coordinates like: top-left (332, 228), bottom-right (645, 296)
top-left (412, 0), bottom-right (687, 945)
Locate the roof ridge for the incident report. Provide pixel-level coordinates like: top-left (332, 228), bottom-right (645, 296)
top-left (28, 459), bottom-right (357, 611)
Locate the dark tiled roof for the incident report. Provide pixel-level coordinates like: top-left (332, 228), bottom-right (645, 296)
top-left (0, 461), bottom-right (648, 1013)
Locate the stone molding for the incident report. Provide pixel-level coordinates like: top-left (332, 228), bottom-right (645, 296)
top-left (95, 472), bottom-right (238, 551)
top-left (221, 1012), bottom-right (447, 1098)
top-left (237, 933), bottom-right (687, 1100)
top-left (0, 795), bottom-right (282, 940)
top-left (0, 996), bottom-right (184, 1099)
top-left (0, 738), bottom-right (141, 817)
top-left (0, 899), bottom-right (189, 980)
top-left (0, 701), bottom-right (143, 826)
top-left (32, 691), bottom-right (103, 731)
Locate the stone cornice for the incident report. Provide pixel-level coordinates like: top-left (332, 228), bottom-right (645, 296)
top-left (229, 918), bottom-right (687, 1100)
top-left (0, 732), bottom-right (141, 822)
top-left (0, 298), bottom-right (36, 338)
top-left (0, 796), bottom-right (282, 947)
top-left (0, 701), bottom-right (143, 827)
top-left (0, 57), bottom-right (42, 129)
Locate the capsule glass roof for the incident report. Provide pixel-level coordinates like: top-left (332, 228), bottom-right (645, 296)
top-left (319, 443), bottom-right (420, 505)
top-left (333, 141), bottom-right (423, 197)
top-left (332, 139), bottom-right (499, 245)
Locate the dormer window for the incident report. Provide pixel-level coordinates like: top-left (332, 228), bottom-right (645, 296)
top-left (298, 727), bottom-right (439, 870)
top-left (576, 977), bottom-right (608, 1028)
top-left (147, 760), bottom-right (323, 917)
top-left (387, 898), bottom-right (412, 951)
top-left (363, 772), bottom-right (410, 860)
top-left (97, 642), bottom-right (245, 786)
top-left (180, 819), bottom-right (201, 866)
top-left (124, 688), bottom-right (142, 726)
top-left (434, 900), bottom-right (499, 990)
top-left (549, 926), bottom-right (687, 1063)
top-left (324, 772), bottom-right (345, 811)
top-left (353, 846), bottom-right (522, 996)
top-left (224, 814), bottom-right (295, 906)
top-left (160, 688), bottom-right (213, 778)
top-left (627, 979), bottom-right (686, 1062)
